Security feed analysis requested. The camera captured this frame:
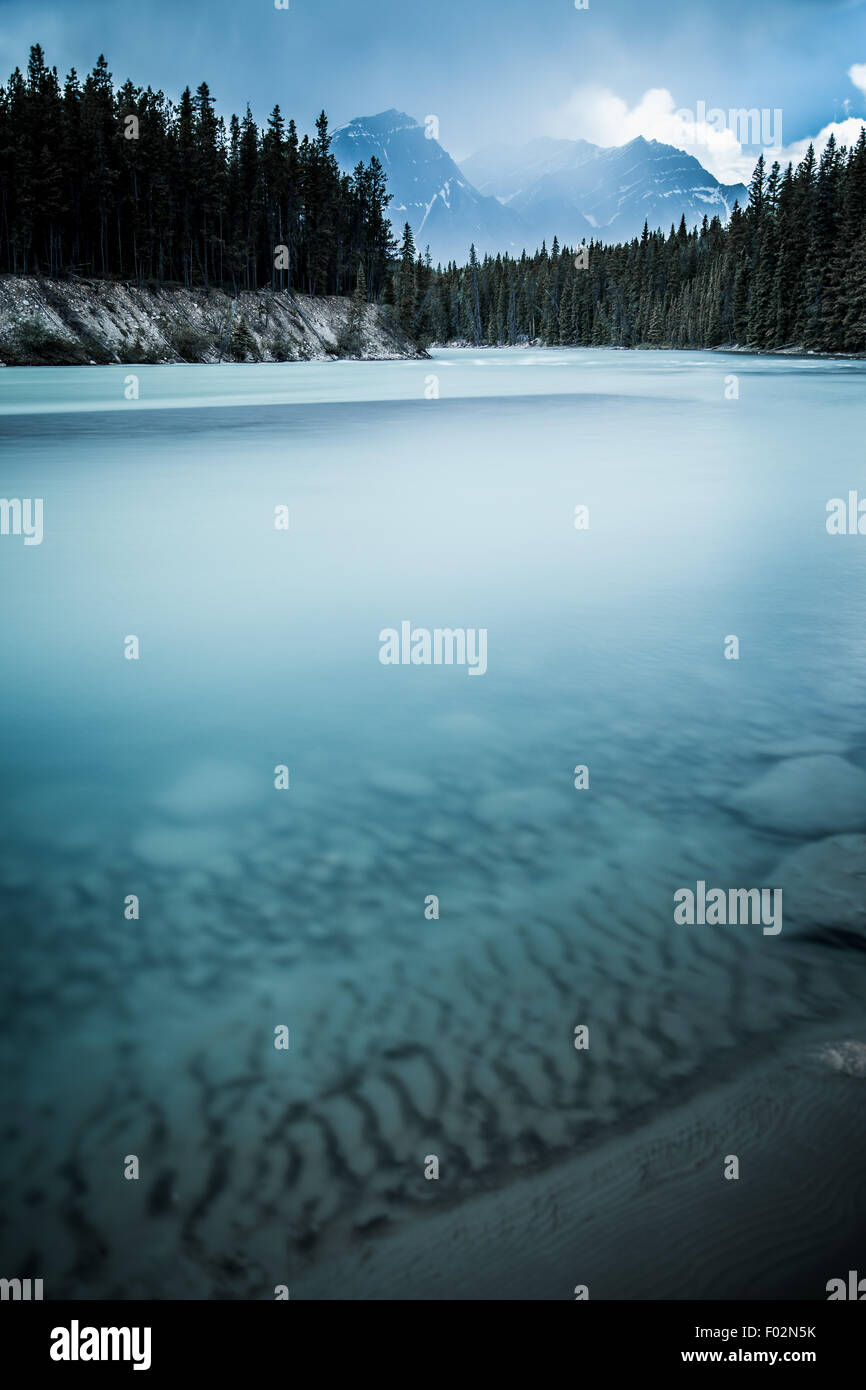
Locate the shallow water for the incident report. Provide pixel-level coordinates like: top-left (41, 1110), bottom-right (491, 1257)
top-left (1, 347), bottom-right (865, 1298)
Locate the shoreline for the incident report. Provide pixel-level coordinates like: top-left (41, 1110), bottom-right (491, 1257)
top-left (0, 273), bottom-right (422, 368)
top-left (300, 1032), bottom-right (866, 1300)
top-left (431, 340), bottom-right (866, 362)
top-left (3, 340), bottom-right (863, 370)
top-left (2, 274), bottom-right (863, 367)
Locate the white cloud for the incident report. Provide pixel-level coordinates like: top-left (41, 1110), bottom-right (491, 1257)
top-left (775, 116), bottom-right (866, 170)
top-left (849, 63), bottom-right (866, 99)
top-left (546, 85), bottom-right (760, 182)
top-left (545, 83), bottom-right (866, 186)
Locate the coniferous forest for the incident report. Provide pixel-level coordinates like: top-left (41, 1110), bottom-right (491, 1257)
top-left (414, 136), bottom-right (866, 355)
top-left (1, 44), bottom-right (865, 354)
top-left (0, 45), bottom-right (396, 298)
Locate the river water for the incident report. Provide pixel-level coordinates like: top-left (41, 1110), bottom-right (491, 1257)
top-left (1, 347), bottom-right (864, 1298)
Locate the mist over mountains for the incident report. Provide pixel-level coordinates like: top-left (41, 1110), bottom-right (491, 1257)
top-left (332, 109), bottom-right (749, 264)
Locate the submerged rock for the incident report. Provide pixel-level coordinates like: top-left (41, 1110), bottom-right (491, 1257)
top-left (770, 833), bottom-right (866, 932)
top-left (815, 1041), bottom-right (866, 1078)
top-left (131, 824), bottom-right (232, 869)
top-left (760, 736), bottom-right (850, 759)
top-left (726, 755), bottom-right (866, 837)
top-left (367, 768), bottom-right (435, 799)
top-left (474, 785), bottom-right (567, 830)
top-left (154, 759), bottom-right (261, 820)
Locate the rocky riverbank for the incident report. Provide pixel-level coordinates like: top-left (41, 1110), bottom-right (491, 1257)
top-left (0, 274), bottom-right (421, 366)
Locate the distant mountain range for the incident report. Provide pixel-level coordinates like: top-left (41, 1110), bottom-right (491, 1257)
top-left (332, 110), bottom-right (749, 265)
top-left (332, 111), bottom-right (527, 264)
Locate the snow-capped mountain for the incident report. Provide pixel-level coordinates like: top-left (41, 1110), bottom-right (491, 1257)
top-left (331, 110), bottom-right (527, 265)
top-left (333, 112), bottom-right (749, 265)
top-left (463, 136), bottom-right (750, 248)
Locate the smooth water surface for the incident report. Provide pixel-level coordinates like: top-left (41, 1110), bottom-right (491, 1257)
top-left (1, 347), bottom-right (865, 1298)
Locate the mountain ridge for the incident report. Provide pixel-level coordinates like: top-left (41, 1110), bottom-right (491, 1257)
top-left (333, 111), bottom-right (749, 264)
top-left (332, 110), bottom-right (528, 264)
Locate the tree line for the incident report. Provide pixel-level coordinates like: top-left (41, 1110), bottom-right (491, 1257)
top-left (408, 132), bottom-right (866, 354)
top-left (2, 44), bottom-right (864, 355)
top-left (0, 44), bottom-right (396, 297)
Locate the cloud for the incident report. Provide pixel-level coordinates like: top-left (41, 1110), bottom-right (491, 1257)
top-left (849, 63), bottom-right (866, 98)
top-left (776, 115), bottom-right (866, 170)
top-left (546, 86), bottom-right (748, 181)
top-left (546, 83), bottom-right (866, 185)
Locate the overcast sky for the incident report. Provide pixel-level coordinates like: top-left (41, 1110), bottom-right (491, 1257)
top-left (1, 0), bottom-right (864, 179)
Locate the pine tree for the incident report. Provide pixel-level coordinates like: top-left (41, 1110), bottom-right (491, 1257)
top-left (464, 243), bottom-right (482, 343)
top-left (342, 258), bottom-right (367, 355)
top-left (396, 221), bottom-right (417, 338)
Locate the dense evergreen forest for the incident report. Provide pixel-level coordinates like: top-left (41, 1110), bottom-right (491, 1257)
top-left (1, 43), bottom-right (864, 354)
top-left (414, 133), bottom-right (866, 354)
top-left (0, 45), bottom-right (396, 297)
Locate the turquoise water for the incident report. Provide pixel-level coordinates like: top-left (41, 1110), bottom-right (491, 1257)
top-left (1, 347), bottom-right (865, 1298)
